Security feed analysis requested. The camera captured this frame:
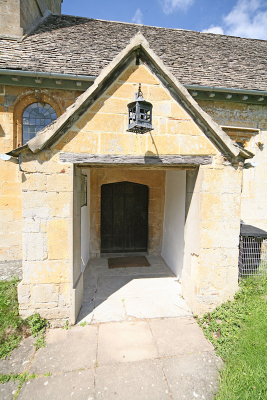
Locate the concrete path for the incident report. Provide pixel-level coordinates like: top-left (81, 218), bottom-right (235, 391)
top-left (78, 256), bottom-right (192, 324)
top-left (1, 317), bottom-right (222, 400)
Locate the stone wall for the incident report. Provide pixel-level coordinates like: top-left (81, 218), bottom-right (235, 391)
top-left (0, 0), bottom-right (22, 37)
top-left (18, 149), bottom-right (73, 327)
top-left (0, 85), bottom-right (79, 271)
top-left (182, 155), bottom-right (242, 315)
top-left (0, 0), bottom-right (62, 38)
top-left (198, 100), bottom-right (267, 231)
top-left (21, 0), bottom-right (62, 32)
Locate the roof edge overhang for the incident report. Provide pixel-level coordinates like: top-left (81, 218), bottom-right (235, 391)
top-left (7, 32), bottom-right (254, 161)
top-left (0, 68), bottom-right (95, 91)
top-left (185, 84), bottom-right (267, 106)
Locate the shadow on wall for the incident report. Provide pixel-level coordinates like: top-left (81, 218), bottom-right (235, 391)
top-left (185, 167), bottom-right (198, 224)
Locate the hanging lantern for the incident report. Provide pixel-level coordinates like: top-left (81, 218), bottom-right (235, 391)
top-left (127, 84), bottom-right (153, 134)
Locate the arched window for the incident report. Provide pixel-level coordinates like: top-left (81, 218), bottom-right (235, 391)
top-left (22, 102), bottom-right (57, 145)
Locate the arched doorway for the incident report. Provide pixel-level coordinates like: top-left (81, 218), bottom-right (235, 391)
top-left (101, 181), bottom-right (149, 253)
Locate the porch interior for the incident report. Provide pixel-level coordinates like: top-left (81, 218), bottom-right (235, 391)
top-left (76, 167), bottom-right (193, 324)
top-left (77, 255), bottom-right (191, 324)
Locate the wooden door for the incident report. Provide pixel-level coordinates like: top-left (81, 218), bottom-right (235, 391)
top-left (101, 181), bottom-right (148, 253)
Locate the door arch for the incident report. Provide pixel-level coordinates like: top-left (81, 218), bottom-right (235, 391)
top-left (101, 181), bottom-right (149, 253)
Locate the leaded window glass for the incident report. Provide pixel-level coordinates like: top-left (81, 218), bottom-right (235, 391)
top-left (22, 102), bottom-right (57, 145)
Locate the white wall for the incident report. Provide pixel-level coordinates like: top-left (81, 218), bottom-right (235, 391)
top-left (161, 170), bottom-right (186, 278)
top-left (81, 169), bottom-right (90, 272)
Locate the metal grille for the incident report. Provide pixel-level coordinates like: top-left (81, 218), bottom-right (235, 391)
top-left (238, 236), bottom-right (267, 277)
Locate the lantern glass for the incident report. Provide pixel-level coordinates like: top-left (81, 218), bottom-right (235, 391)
top-left (127, 85), bottom-right (153, 134)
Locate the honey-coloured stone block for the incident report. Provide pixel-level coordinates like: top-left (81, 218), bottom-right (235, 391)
top-left (170, 102), bottom-right (191, 120)
top-left (2, 182), bottom-right (21, 195)
top-left (119, 64), bottom-right (159, 85)
top-left (76, 112), bottom-right (125, 133)
top-left (47, 174), bottom-right (72, 192)
top-left (152, 102), bottom-right (171, 118)
top-left (200, 193), bottom-right (223, 221)
top-left (23, 217), bottom-right (40, 233)
top-left (105, 82), bottom-right (148, 99)
top-left (179, 135), bottom-right (217, 155)
top-left (23, 260), bottom-right (71, 284)
top-left (148, 86), bottom-right (171, 101)
top-left (0, 195), bottom-right (19, 210)
top-left (23, 232), bottom-right (47, 261)
top-left (90, 97), bottom-right (128, 114)
top-left (100, 132), bottom-right (146, 155)
top-left (47, 218), bottom-right (71, 260)
top-left (54, 130), bottom-right (99, 153)
top-left (22, 173), bottom-right (47, 192)
top-left (32, 284), bottom-right (59, 303)
top-left (17, 283), bottom-right (30, 304)
top-left (147, 134), bottom-right (180, 155)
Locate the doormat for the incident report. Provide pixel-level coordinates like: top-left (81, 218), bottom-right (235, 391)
top-left (108, 256), bottom-right (150, 269)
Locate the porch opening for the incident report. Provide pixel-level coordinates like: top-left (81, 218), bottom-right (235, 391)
top-left (76, 167), bottom-right (190, 324)
top-left (101, 181), bottom-right (149, 253)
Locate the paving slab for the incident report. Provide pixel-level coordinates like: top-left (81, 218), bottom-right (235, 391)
top-left (89, 258), bottom-right (108, 267)
top-left (0, 336), bottom-right (35, 374)
top-left (82, 285), bottom-right (97, 302)
top-left (93, 298), bottom-right (126, 323)
top-left (162, 352), bottom-right (222, 400)
top-left (0, 380), bottom-right (19, 400)
top-left (29, 325), bottom-right (97, 374)
top-left (149, 317), bottom-right (213, 357)
top-left (125, 295), bottom-right (191, 319)
top-left (80, 256), bottom-right (186, 323)
top-left (83, 276), bottom-right (98, 287)
top-left (76, 300), bottom-right (94, 324)
top-left (123, 264), bottom-right (173, 276)
top-left (17, 369), bottom-right (95, 400)
top-left (86, 266), bottom-right (126, 278)
top-left (95, 276), bottom-right (133, 300)
top-left (96, 276), bottom-right (180, 301)
top-left (97, 321), bottom-right (158, 366)
top-left (146, 255), bottom-right (167, 265)
top-left (95, 360), bottom-right (170, 400)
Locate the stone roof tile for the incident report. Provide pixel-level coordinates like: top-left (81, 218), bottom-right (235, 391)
top-left (1, 14), bottom-right (267, 91)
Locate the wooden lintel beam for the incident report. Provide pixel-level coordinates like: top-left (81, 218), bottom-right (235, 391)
top-left (60, 153), bottom-right (212, 166)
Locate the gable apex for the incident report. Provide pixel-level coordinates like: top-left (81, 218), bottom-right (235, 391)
top-left (8, 32), bottom-right (252, 160)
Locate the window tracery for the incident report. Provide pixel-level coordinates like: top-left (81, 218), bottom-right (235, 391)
top-left (22, 102), bottom-right (57, 145)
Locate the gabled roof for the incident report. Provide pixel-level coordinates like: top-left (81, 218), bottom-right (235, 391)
top-left (1, 14), bottom-right (267, 92)
top-left (8, 33), bottom-right (252, 160)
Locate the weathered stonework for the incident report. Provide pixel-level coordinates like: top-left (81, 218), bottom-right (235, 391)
top-left (182, 156), bottom-right (242, 314)
top-left (0, 85), bottom-right (80, 269)
top-left (198, 99), bottom-right (267, 232)
top-left (0, 0), bottom-right (62, 38)
top-left (53, 63), bottom-right (218, 157)
top-left (17, 149), bottom-right (74, 327)
top-left (1, 46), bottom-right (257, 323)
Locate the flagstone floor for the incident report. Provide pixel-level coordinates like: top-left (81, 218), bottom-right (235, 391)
top-left (77, 255), bottom-right (192, 324)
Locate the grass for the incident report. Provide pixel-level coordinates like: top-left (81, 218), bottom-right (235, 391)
top-left (0, 278), bottom-right (30, 359)
top-left (0, 372), bottom-right (39, 399)
top-left (197, 276), bottom-right (267, 400)
top-left (0, 277), bottom-right (48, 359)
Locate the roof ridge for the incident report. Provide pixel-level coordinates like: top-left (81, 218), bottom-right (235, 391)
top-left (55, 13), bottom-right (267, 43)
